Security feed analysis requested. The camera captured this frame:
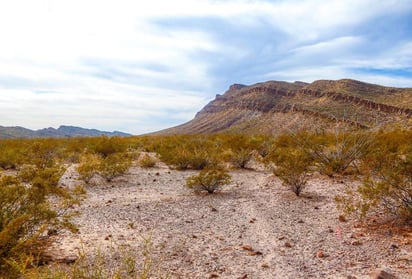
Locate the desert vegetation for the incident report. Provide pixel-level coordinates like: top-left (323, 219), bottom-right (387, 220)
top-left (0, 129), bottom-right (411, 278)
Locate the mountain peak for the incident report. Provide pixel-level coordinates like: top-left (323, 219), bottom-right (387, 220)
top-left (156, 78), bottom-right (412, 135)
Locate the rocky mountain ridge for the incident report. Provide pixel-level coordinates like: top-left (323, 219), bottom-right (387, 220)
top-left (157, 79), bottom-right (412, 135)
top-left (0, 125), bottom-right (132, 139)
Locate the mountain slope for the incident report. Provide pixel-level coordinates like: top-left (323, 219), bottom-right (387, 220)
top-left (157, 79), bottom-right (412, 135)
top-left (0, 125), bottom-right (132, 139)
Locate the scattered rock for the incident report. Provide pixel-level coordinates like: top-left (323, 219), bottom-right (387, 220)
top-left (371, 269), bottom-right (398, 279)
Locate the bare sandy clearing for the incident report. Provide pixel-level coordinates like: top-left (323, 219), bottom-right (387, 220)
top-left (47, 165), bottom-right (412, 278)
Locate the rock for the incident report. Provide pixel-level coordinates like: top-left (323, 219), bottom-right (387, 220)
top-left (338, 215), bottom-right (346, 222)
top-left (241, 245), bottom-right (253, 251)
top-left (371, 269), bottom-right (398, 279)
top-left (347, 275), bottom-right (357, 279)
top-left (248, 251), bottom-right (263, 256)
top-left (284, 242), bottom-right (292, 248)
top-left (261, 263), bottom-right (269, 268)
top-left (351, 240), bottom-right (362, 246)
top-left (389, 243), bottom-right (399, 249)
top-left (238, 274), bottom-right (247, 279)
top-left (316, 250), bottom-right (325, 258)
top-left (209, 273), bottom-right (219, 278)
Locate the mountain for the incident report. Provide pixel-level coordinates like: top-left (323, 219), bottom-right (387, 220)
top-left (0, 125), bottom-right (132, 139)
top-left (157, 79), bottom-right (412, 135)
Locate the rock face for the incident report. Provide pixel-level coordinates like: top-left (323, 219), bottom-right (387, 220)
top-left (156, 79), bottom-right (412, 135)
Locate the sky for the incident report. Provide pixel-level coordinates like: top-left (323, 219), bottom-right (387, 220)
top-left (0, 0), bottom-right (412, 134)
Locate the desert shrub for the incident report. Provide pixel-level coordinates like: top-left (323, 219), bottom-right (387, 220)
top-left (99, 152), bottom-right (132, 182)
top-left (186, 168), bottom-right (231, 194)
top-left (155, 136), bottom-right (215, 170)
top-left (271, 147), bottom-right (312, 196)
top-left (88, 136), bottom-right (127, 158)
top-left (0, 168), bottom-right (80, 278)
top-left (224, 148), bottom-right (253, 169)
top-left (77, 153), bottom-right (103, 183)
top-left (283, 131), bottom-right (371, 177)
top-left (139, 154), bottom-right (156, 168)
top-left (0, 149), bottom-right (22, 170)
top-left (335, 129), bottom-right (412, 223)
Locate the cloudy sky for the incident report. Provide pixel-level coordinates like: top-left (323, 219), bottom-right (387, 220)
top-left (1, 0), bottom-right (412, 134)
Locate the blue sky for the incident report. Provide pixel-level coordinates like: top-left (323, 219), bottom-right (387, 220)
top-left (0, 0), bottom-right (411, 134)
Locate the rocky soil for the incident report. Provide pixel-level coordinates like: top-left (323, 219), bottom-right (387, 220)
top-left (47, 161), bottom-right (412, 279)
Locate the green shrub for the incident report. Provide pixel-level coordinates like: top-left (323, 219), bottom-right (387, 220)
top-left (224, 148), bottom-right (252, 169)
top-left (139, 154), bottom-right (156, 168)
top-left (336, 129), bottom-right (412, 223)
top-left (0, 169), bottom-right (80, 278)
top-left (77, 153), bottom-right (103, 183)
top-left (186, 168), bottom-right (231, 194)
top-left (272, 147), bottom-right (312, 196)
top-left (359, 152), bottom-right (412, 222)
top-left (99, 153), bottom-right (132, 182)
top-left (295, 131), bottom-right (371, 176)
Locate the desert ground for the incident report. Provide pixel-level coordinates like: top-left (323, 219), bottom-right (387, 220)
top-left (47, 157), bottom-right (411, 279)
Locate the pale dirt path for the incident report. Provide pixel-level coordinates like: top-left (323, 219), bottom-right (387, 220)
top-left (47, 165), bottom-right (412, 279)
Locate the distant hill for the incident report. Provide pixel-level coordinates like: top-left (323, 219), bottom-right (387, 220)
top-left (0, 125), bottom-right (132, 139)
top-left (156, 79), bottom-right (412, 135)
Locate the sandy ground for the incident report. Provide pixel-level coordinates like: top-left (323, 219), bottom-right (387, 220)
top-left (47, 160), bottom-right (412, 279)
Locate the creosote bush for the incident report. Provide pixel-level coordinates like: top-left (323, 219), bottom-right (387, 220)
top-left (186, 168), bottom-right (231, 194)
top-left (269, 146), bottom-right (312, 196)
top-left (99, 153), bottom-right (132, 182)
top-left (139, 154), bottom-right (156, 168)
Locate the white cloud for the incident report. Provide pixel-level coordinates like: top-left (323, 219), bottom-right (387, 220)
top-left (0, 0), bottom-right (411, 134)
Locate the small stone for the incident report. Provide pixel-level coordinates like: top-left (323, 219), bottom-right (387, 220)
top-left (314, 206), bottom-right (319, 209)
top-left (316, 250), bottom-right (325, 258)
top-left (261, 263), bottom-right (269, 268)
top-left (104, 234), bottom-right (112, 240)
top-left (347, 275), bottom-right (357, 279)
top-left (297, 220), bottom-right (304, 223)
top-left (278, 236), bottom-right (285, 240)
top-left (351, 240), bottom-right (362, 246)
top-left (238, 275), bottom-right (247, 279)
top-left (241, 245), bottom-right (253, 251)
top-left (155, 172), bottom-right (160, 176)
top-left (338, 215), bottom-right (346, 222)
top-left (284, 242), bottom-right (292, 248)
top-left (371, 269), bottom-right (398, 279)
top-left (248, 251), bottom-right (263, 256)
top-left (209, 273), bottom-right (219, 278)
top-left (211, 207), bottom-right (218, 212)
top-left (390, 243), bottom-right (399, 249)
